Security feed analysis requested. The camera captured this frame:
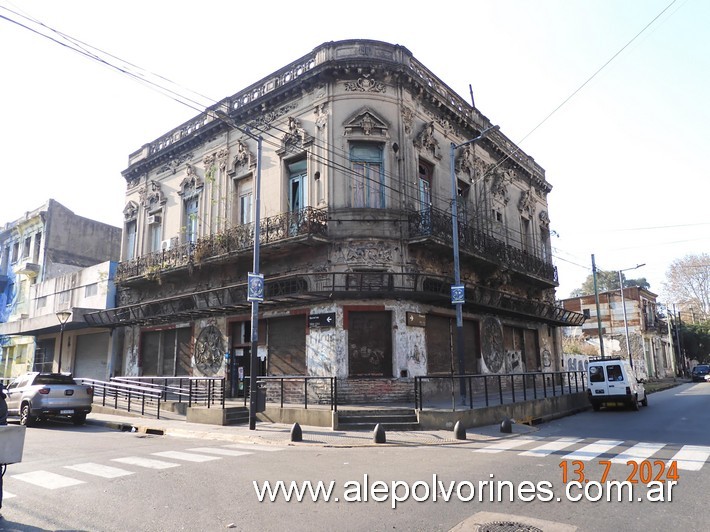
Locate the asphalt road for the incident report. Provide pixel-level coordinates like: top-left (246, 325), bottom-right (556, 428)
top-left (1, 382), bottom-right (708, 532)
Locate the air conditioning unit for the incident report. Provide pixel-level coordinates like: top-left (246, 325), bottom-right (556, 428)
top-left (161, 239), bottom-right (172, 251)
top-left (147, 214), bottom-right (162, 225)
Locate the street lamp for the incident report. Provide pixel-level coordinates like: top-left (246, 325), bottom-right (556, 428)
top-left (617, 263), bottom-right (645, 369)
top-left (55, 310), bottom-right (72, 373)
top-left (450, 124), bottom-right (499, 403)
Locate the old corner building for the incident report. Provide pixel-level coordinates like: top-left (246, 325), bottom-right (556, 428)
top-left (86, 39), bottom-right (584, 402)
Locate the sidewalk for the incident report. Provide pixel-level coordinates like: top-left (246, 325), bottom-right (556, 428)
top-left (86, 410), bottom-right (537, 448)
top-left (85, 378), bottom-right (685, 448)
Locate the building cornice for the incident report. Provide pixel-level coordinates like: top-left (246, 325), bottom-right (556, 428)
top-left (122, 40), bottom-right (549, 190)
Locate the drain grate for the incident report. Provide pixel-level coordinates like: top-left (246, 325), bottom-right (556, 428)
top-left (480, 521), bottom-right (543, 532)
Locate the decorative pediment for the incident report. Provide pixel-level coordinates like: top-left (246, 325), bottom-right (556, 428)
top-left (518, 189), bottom-right (536, 216)
top-left (414, 122), bottom-right (442, 160)
top-left (139, 180), bottom-right (166, 211)
top-left (178, 164), bottom-right (204, 198)
top-left (343, 108), bottom-right (388, 138)
top-left (123, 201), bottom-right (139, 221)
top-left (228, 139), bottom-right (256, 178)
top-left (278, 116), bottom-right (314, 155)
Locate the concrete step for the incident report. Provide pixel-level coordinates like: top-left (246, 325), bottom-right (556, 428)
top-left (337, 421), bottom-right (420, 431)
top-left (338, 414), bottom-right (418, 424)
top-left (225, 407), bottom-right (249, 425)
top-left (337, 408), bottom-right (419, 431)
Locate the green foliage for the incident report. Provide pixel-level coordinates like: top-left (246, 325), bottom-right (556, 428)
top-left (568, 270), bottom-right (650, 298)
top-left (681, 321), bottom-right (710, 363)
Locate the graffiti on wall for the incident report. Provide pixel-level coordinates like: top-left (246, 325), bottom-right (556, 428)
top-left (481, 317), bottom-right (505, 373)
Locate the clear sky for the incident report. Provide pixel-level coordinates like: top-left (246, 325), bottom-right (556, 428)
top-left (1, 0), bottom-right (707, 301)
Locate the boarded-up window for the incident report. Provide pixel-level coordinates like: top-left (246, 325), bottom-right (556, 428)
top-left (268, 316), bottom-right (306, 375)
top-left (348, 311), bottom-right (392, 377)
top-left (503, 325), bottom-right (539, 372)
top-left (427, 316), bottom-right (480, 375)
top-left (140, 328), bottom-right (191, 376)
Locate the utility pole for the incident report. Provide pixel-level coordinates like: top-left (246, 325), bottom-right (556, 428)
top-left (592, 254), bottom-right (605, 357)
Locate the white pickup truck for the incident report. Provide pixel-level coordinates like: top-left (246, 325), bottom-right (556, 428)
top-left (5, 372), bottom-right (93, 426)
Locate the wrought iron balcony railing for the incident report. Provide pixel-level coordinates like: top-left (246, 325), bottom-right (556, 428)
top-left (408, 208), bottom-right (558, 284)
top-left (116, 207), bottom-right (327, 282)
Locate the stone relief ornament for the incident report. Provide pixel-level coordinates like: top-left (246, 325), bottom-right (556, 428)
top-left (217, 148), bottom-right (230, 173)
top-left (490, 170), bottom-right (511, 205)
top-left (315, 103), bottom-right (329, 130)
top-left (401, 106), bottom-right (414, 135)
top-left (414, 122), bottom-right (442, 160)
top-left (280, 116), bottom-right (313, 153)
top-left (123, 201), bottom-right (139, 221)
top-left (178, 167), bottom-right (204, 198)
top-left (194, 325), bottom-right (224, 376)
top-left (334, 241), bottom-right (394, 265)
top-left (518, 189), bottom-right (536, 216)
top-left (481, 317), bottom-right (505, 373)
top-left (539, 210), bottom-right (550, 228)
top-left (139, 180), bottom-right (166, 210)
top-left (343, 109), bottom-right (388, 138)
top-left (344, 74), bottom-right (386, 93)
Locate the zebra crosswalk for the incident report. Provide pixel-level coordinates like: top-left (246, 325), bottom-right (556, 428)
top-left (474, 436), bottom-right (710, 471)
top-left (473, 437), bottom-right (710, 471)
top-left (3, 443), bottom-right (283, 500)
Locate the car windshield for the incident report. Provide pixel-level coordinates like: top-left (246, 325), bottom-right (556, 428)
top-left (34, 374), bottom-right (77, 385)
top-left (693, 365), bottom-right (709, 373)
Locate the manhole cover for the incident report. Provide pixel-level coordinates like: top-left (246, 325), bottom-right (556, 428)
top-left (480, 522), bottom-right (543, 532)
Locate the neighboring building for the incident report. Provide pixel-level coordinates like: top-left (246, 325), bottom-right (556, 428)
top-left (560, 287), bottom-right (675, 379)
top-left (0, 200), bottom-right (121, 378)
top-left (86, 39), bottom-right (584, 401)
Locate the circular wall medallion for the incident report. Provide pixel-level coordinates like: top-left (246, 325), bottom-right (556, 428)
top-left (194, 325), bottom-right (224, 376)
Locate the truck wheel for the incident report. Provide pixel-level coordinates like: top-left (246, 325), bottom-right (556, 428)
top-left (641, 395), bottom-right (648, 407)
top-left (72, 413), bottom-right (87, 426)
top-left (592, 403), bottom-right (601, 411)
top-left (20, 403), bottom-right (35, 427)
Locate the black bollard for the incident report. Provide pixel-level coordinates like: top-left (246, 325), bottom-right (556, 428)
top-left (500, 417), bottom-right (513, 433)
top-left (454, 420), bottom-right (466, 440)
top-left (373, 423), bottom-right (386, 444)
top-left (290, 422), bottom-right (303, 442)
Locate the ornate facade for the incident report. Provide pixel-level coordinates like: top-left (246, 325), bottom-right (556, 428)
top-left (86, 40), bottom-right (583, 400)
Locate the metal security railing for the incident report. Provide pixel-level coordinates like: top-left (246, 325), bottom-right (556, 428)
top-left (111, 376), bottom-right (225, 408)
top-left (414, 371), bottom-right (587, 412)
top-left (78, 378), bottom-right (164, 419)
top-left (242, 375), bottom-right (337, 411)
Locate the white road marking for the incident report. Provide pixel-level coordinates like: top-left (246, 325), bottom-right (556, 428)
top-left (12, 471), bottom-right (85, 490)
top-left (520, 437), bottom-right (583, 457)
top-left (65, 462), bottom-right (135, 478)
top-left (611, 442), bottom-right (665, 464)
top-left (152, 451), bottom-right (221, 462)
top-left (561, 440), bottom-right (624, 461)
top-left (223, 443), bottom-right (284, 452)
top-left (669, 445), bottom-right (710, 471)
top-left (186, 447), bottom-right (252, 457)
top-left (474, 438), bottom-right (539, 454)
top-left (112, 456), bottom-right (179, 469)
top-left (3, 491), bottom-right (16, 499)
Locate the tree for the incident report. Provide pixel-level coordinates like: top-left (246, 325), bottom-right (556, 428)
top-left (662, 253), bottom-right (710, 320)
top-left (569, 270), bottom-right (650, 298)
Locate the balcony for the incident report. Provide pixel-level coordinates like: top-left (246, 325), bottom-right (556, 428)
top-left (13, 261), bottom-right (40, 278)
top-left (116, 207), bottom-right (328, 282)
top-left (86, 271), bottom-right (585, 328)
top-left (408, 208), bottom-right (557, 285)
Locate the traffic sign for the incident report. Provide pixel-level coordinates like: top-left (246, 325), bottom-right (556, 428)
top-left (309, 312), bottom-right (336, 328)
